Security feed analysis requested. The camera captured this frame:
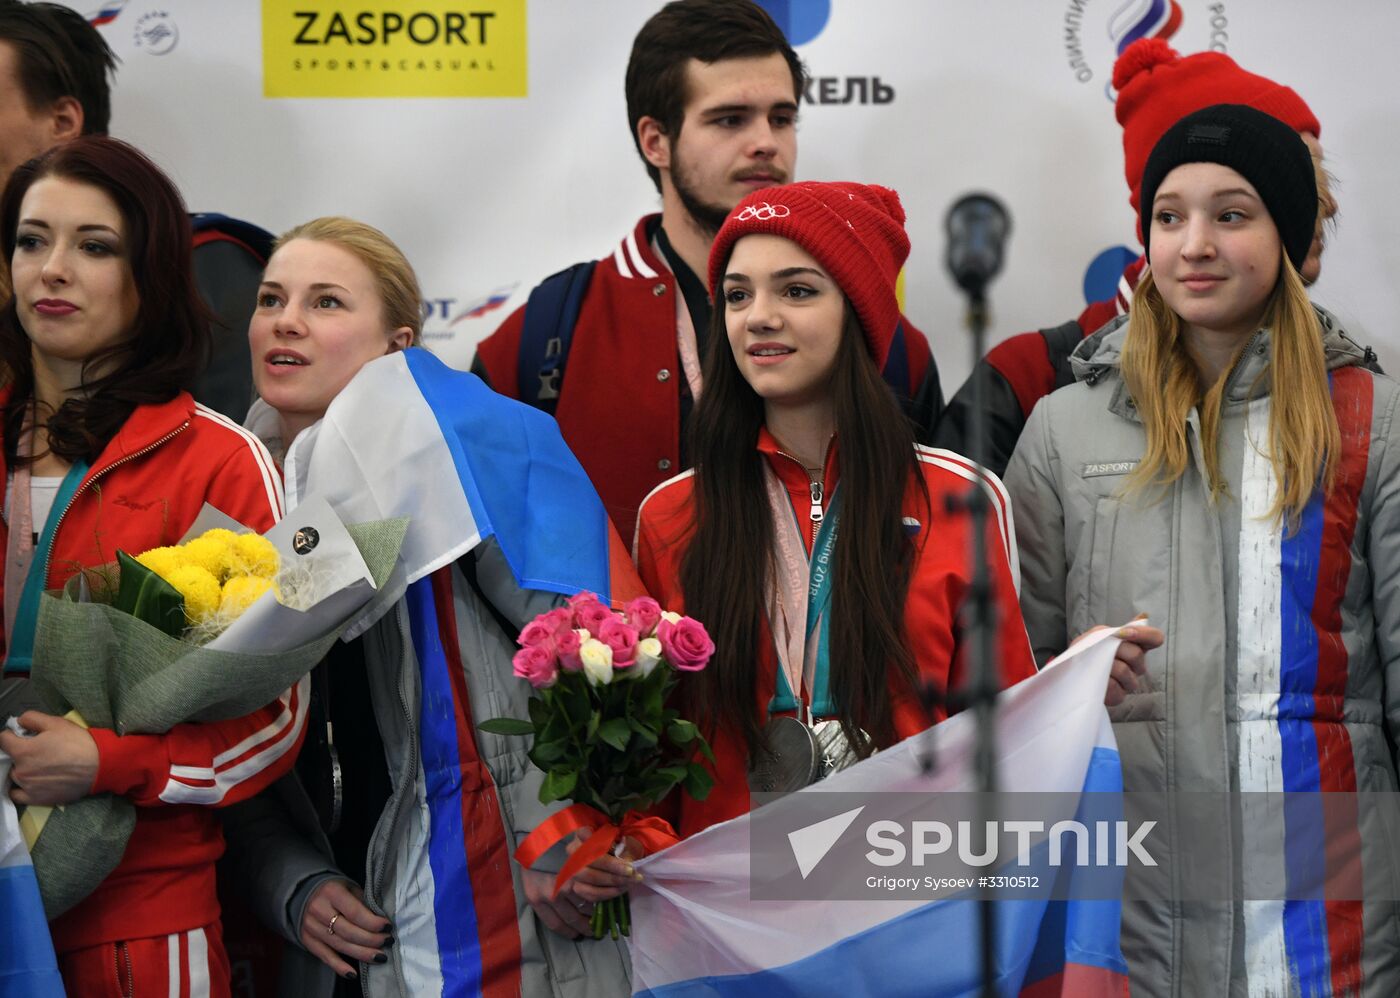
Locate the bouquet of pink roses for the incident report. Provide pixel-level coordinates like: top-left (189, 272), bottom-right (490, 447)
top-left (480, 592), bottom-right (715, 939)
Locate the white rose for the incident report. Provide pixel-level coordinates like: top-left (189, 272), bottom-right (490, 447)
top-left (580, 638), bottom-right (614, 686)
top-left (633, 637), bottom-right (663, 678)
top-left (659, 610), bottom-right (682, 625)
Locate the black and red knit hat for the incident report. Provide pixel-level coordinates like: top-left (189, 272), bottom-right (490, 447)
top-left (708, 181), bottom-right (909, 368)
top-left (1114, 38), bottom-right (1319, 217)
top-left (1139, 104), bottom-right (1318, 272)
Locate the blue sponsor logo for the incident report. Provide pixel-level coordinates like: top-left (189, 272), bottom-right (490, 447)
top-left (754, 0), bottom-right (831, 46)
top-left (1083, 245), bottom-right (1139, 305)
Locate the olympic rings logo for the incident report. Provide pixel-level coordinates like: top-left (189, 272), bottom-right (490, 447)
top-left (735, 202), bottom-right (791, 221)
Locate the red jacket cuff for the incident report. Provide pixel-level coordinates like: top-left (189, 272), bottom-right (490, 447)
top-left (89, 727), bottom-right (162, 800)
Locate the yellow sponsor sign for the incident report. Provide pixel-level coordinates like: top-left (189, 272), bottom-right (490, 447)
top-left (262, 1), bottom-right (527, 98)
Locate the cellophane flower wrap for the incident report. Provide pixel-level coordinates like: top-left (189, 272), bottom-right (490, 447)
top-left (480, 593), bottom-right (715, 939)
top-left (20, 499), bottom-right (406, 918)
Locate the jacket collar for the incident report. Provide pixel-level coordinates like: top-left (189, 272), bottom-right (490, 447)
top-left (610, 214), bottom-right (668, 281)
top-left (1071, 303), bottom-right (1374, 421)
top-left (0, 382), bottom-right (195, 476)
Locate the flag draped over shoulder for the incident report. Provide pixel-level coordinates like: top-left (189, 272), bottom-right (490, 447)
top-left (628, 629), bottom-right (1132, 997)
top-left (271, 349), bottom-right (639, 996)
top-left (281, 348), bottom-right (639, 627)
top-left (0, 753), bottom-right (64, 997)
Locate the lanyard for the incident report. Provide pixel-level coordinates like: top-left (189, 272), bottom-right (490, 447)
top-left (762, 463), bottom-right (839, 720)
top-left (4, 457), bottom-right (88, 672)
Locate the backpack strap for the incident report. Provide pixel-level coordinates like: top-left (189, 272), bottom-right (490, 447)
top-left (516, 261), bottom-right (597, 415)
top-left (189, 212), bottom-right (275, 263)
top-left (880, 320), bottom-right (911, 396)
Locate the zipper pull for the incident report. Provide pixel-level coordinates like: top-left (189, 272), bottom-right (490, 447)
top-left (809, 479), bottom-right (824, 524)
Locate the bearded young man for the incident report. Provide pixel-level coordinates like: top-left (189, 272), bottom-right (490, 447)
top-left (473, 0), bottom-right (941, 542)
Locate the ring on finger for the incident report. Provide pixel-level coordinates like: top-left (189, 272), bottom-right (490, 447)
top-left (328, 913), bottom-right (341, 936)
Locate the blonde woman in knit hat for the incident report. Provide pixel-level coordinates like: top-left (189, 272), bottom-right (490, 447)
top-left (1006, 105), bottom-right (1400, 996)
top-left (934, 37), bottom-right (1356, 479)
top-left (560, 181), bottom-right (1039, 904)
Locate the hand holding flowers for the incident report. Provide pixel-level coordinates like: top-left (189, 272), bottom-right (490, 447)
top-left (482, 593), bottom-right (715, 939)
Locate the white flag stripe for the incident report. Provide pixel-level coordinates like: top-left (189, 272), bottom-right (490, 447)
top-left (630, 626), bottom-right (1125, 992)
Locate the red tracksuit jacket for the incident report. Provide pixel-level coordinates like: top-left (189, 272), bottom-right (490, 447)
top-left (633, 428), bottom-right (1038, 837)
top-left (0, 388), bottom-right (301, 951)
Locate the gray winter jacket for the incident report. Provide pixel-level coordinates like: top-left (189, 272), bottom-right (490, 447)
top-left (1005, 310), bottom-right (1400, 997)
top-left (221, 539), bottom-right (631, 997)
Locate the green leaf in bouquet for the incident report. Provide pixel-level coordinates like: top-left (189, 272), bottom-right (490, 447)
top-left (561, 681), bottom-right (591, 730)
top-left (528, 696), bottom-right (549, 726)
top-left (530, 736), bottom-right (569, 765)
top-left (684, 761), bottom-right (715, 801)
top-left (112, 550), bottom-right (186, 637)
top-left (667, 719), bottom-right (699, 745)
top-left (696, 734), bottom-right (717, 765)
top-left (627, 715), bottom-right (659, 746)
top-left (596, 717), bottom-right (632, 751)
top-left (478, 716), bottom-right (536, 736)
top-left (540, 769), bottom-right (578, 804)
top-left (586, 710), bottom-right (600, 740)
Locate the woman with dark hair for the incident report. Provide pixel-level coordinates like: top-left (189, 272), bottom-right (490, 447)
top-left (568, 182), bottom-right (1038, 896)
top-left (0, 136), bottom-right (294, 997)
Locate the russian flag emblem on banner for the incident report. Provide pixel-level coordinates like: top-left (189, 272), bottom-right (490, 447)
top-left (628, 629), bottom-right (1133, 997)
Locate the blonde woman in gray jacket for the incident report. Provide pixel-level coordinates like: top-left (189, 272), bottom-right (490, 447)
top-left (1006, 104), bottom-right (1400, 997)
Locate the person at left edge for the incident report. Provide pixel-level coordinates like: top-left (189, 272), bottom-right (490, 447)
top-left (471, 0), bottom-right (941, 543)
top-left (0, 137), bottom-right (294, 997)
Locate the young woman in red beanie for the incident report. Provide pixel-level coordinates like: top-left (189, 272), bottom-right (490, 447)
top-left (564, 181), bottom-right (1039, 900)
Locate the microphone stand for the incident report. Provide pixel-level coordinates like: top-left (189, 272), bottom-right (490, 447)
top-left (961, 287), bottom-right (1000, 998)
top-left (919, 286), bottom-right (1001, 998)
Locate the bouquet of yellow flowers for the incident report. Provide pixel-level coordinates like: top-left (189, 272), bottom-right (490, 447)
top-left (20, 499), bottom-right (406, 916)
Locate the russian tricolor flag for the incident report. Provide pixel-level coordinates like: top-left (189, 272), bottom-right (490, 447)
top-left (628, 629), bottom-right (1132, 997)
top-left (279, 348), bottom-right (639, 626)
top-left (0, 755), bottom-right (65, 997)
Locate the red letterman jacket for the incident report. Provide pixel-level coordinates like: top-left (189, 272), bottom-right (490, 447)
top-left (632, 429), bottom-right (1038, 838)
top-left (0, 387), bottom-right (302, 952)
top-left (473, 215), bottom-right (941, 542)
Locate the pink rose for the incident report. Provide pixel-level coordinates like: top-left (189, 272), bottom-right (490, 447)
top-left (597, 616), bottom-right (640, 668)
top-left (542, 606), bottom-right (574, 638)
top-left (574, 600), bottom-right (613, 635)
top-left (557, 628), bottom-right (585, 672)
top-left (567, 591), bottom-right (603, 610)
top-left (658, 616), bottom-right (714, 672)
top-left (624, 596), bottom-right (662, 637)
top-left (512, 645), bottom-right (558, 689)
top-left (517, 619), bottom-right (559, 652)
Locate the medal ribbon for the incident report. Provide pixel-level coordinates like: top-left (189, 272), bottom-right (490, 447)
top-left (762, 464), bottom-right (839, 719)
top-left (4, 410), bottom-right (87, 672)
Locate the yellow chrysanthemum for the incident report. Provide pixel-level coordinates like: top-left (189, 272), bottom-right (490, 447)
top-left (179, 535), bottom-right (236, 582)
top-left (231, 533), bottom-right (279, 579)
top-left (166, 565), bottom-right (221, 624)
top-left (219, 575), bottom-right (277, 617)
top-left (135, 546), bottom-right (184, 582)
top-left (196, 528), bottom-right (241, 548)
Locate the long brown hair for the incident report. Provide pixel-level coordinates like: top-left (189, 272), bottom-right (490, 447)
top-left (1120, 257), bottom-right (1337, 527)
top-left (1, 137), bottom-right (210, 466)
top-left (677, 297), bottom-right (926, 759)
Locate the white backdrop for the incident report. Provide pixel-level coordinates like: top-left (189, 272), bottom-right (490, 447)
top-left (73, 1), bottom-right (1400, 394)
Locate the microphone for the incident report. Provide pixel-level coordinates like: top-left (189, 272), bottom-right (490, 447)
top-left (945, 193), bottom-right (1011, 298)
